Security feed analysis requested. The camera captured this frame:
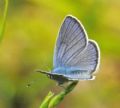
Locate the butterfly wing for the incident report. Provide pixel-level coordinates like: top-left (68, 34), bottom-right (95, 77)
top-left (63, 40), bottom-right (100, 80)
top-left (66, 40), bottom-right (100, 71)
top-left (54, 15), bottom-right (88, 67)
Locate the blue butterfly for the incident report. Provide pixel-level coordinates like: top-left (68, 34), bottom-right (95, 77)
top-left (37, 15), bottom-right (100, 85)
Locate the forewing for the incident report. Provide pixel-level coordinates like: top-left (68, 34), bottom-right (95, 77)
top-left (54, 15), bottom-right (88, 67)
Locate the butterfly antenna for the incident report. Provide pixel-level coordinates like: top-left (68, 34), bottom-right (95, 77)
top-left (27, 69), bottom-right (49, 88)
top-left (26, 78), bottom-right (41, 88)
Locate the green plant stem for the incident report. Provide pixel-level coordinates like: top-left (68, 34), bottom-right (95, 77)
top-left (48, 81), bottom-right (78, 108)
top-left (0, 0), bottom-right (9, 42)
top-left (40, 91), bottom-right (54, 108)
top-left (39, 81), bottom-right (78, 108)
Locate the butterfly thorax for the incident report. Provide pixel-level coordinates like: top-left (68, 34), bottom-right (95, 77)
top-left (49, 74), bottom-right (69, 85)
top-left (49, 67), bottom-right (68, 85)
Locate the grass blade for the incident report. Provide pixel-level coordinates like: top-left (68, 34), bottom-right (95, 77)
top-left (0, 0), bottom-right (9, 42)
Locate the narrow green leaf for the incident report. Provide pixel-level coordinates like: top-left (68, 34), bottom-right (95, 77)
top-left (0, 0), bottom-right (9, 42)
top-left (40, 91), bottom-right (54, 108)
top-left (48, 91), bottom-right (65, 108)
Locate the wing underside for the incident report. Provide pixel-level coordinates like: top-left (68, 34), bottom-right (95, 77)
top-left (67, 40), bottom-right (100, 73)
top-left (54, 15), bottom-right (88, 67)
top-left (53, 15), bottom-right (100, 80)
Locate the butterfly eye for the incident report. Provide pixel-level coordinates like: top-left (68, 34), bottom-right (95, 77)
top-left (47, 74), bottom-right (53, 79)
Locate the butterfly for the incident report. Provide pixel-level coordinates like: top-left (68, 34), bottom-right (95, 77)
top-left (37, 15), bottom-right (100, 85)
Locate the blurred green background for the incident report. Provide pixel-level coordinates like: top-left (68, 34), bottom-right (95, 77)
top-left (0, 0), bottom-right (120, 108)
